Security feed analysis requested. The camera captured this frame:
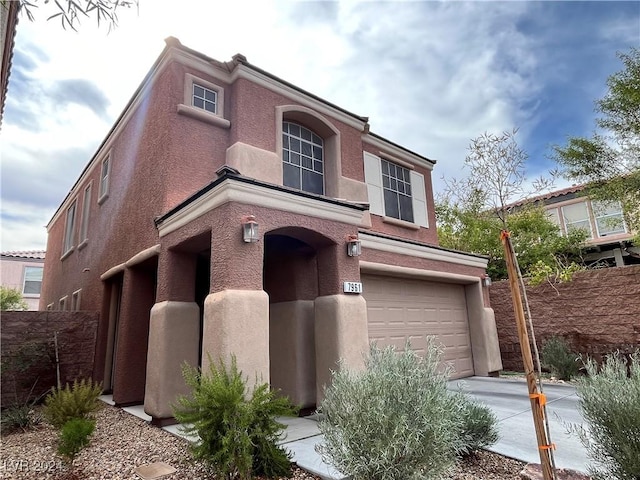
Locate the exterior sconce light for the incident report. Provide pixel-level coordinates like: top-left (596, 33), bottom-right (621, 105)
top-left (482, 274), bottom-right (492, 287)
top-left (242, 215), bottom-right (259, 243)
top-left (346, 234), bottom-right (361, 257)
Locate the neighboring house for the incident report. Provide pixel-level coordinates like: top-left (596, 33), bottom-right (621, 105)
top-left (41, 37), bottom-right (502, 424)
top-left (1, 250), bottom-right (46, 310)
top-left (532, 185), bottom-right (638, 267)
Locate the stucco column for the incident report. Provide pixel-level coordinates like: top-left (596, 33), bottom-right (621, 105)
top-left (314, 294), bottom-right (369, 402)
top-left (202, 290), bottom-right (270, 386)
top-left (144, 301), bottom-right (200, 420)
top-left (466, 283), bottom-right (503, 375)
top-left (144, 250), bottom-right (199, 422)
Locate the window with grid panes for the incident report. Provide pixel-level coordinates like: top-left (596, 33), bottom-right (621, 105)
top-left (381, 159), bottom-right (414, 222)
top-left (282, 122), bottom-right (324, 195)
top-left (192, 84), bottom-right (217, 114)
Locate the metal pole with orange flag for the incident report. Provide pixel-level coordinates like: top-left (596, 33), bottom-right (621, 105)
top-left (500, 230), bottom-right (556, 480)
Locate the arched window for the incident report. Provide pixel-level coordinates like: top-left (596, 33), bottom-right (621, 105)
top-left (282, 121), bottom-right (324, 195)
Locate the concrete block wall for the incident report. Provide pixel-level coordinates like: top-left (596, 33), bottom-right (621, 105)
top-left (490, 265), bottom-right (640, 371)
top-left (1, 311), bottom-right (99, 407)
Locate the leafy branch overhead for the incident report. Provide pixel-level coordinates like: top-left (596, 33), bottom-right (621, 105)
top-left (17, 0), bottom-right (139, 31)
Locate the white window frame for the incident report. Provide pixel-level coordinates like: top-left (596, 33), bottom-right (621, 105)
top-left (282, 121), bottom-right (325, 195)
top-left (71, 289), bottom-right (82, 311)
top-left (79, 182), bottom-right (92, 248)
top-left (177, 73), bottom-right (230, 128)
top-left (363, 152), bottom-right (428, 228)
top-left (561, 201), bottom-right (593, 238)
top-left (62, 199), bottom-right (78, 258)
top-left (22, 266), bottom-right (43, 297)
top-left (98, 153), bottom-right (111, 204)
top-left (592, 200), bottom-right (627, 237)
top-left (46, 303), bottom-right (54, 311)
top-left (59, 296), bottom-right (68, 311)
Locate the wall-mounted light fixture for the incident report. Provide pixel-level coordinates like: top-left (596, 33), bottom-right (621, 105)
top-left (346, 234), bottom-right (361, 257)
top-left (482, 274), bottom-right (492, 287)
top-left (242, 215), bottom-right (259, 243)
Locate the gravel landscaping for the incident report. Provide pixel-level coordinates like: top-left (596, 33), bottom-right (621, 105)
top-left (1, 404), bottom-right (526, 479)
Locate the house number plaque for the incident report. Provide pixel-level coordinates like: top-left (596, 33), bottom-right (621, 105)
top-left (343, 281), bottom-right (363, 294)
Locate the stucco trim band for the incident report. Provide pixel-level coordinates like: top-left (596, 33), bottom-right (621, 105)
top-left (100, 263), bottom-right (126, 281)
top-left (359, 261), bottom-right (483, 284)
top-left (125, 244), bottom-right (161, 268)
top-left (359, 233), bottom-right (489, 269)
top-left (157, 178), bottom-right (368, 237)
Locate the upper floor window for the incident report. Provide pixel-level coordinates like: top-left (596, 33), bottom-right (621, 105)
top-left (593, 201), bottom-right (626, 237)
top-left (561, 201), bottom-right (592, 238)
top-left (80, 183), bottom-right (92, 245)
top-left (363, 152), bottom-right (428, 228)
top-left (381, 159), bottom-right (414, 223)
top-left (193, 84), bottom-right (217, 114)
top-left (23, 266), bottom-right (43, 295)
top-left (99, 154), bottom-right (111, 203)
top-left (63, 200), bottom-right (77, 255)
top-left (282, 121), bottom-right (324, 195)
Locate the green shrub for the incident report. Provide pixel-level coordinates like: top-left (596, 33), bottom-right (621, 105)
top-left (569, 351), bottom-right (640, 480)
top-left (317, 340), bottom-right (463, 480)
top-left (172, 356), bottom-right (297, 480)
top-left (541, 336), bottom-right (580, 380)
top-left (453, 392), bottom-right (499, 457)
top-left (0, 403), bottom-right (42, 435)
top-left (57, 418), bottom-right (95, 461)
top-left (44, 379), bottom-right (102, 429)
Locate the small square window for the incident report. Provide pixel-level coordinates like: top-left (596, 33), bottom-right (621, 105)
top-left (192, 83), bottom-right (217, 114)
top-left (71, 289), bottom-right (82, 311)
top-left (23, 266), bottom-right (43, 295)
top-left (59, 296), bottom-right (68, 311)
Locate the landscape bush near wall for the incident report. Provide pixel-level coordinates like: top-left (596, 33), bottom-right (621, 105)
top-left (491, 265), bottom-right (640, 371)
top-left (1, 311), bottom-right (99, 408)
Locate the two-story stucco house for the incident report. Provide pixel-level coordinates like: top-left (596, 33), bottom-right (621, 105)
top-left (41, 37), bottom-right (502, 424)
top-left (1, 250), bottom-right (45, 310)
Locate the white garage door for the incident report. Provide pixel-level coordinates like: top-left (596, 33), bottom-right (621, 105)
top-left (362, 274), bottom-right (474, 379)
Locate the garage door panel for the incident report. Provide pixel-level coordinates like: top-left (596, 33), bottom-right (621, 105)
top-left (363, 274), bottom-right (474, 379)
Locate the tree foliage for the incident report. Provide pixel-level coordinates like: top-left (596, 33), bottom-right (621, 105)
top-left (553, 48), bottom-right (640, 240)
top-left (437, 130), bottom-right (586, 280)
top-left (16, 0), bottom-right (138, 31)
top-left (0, 286), bottom-right (29, 311)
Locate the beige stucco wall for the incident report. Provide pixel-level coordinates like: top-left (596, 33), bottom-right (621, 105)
top-left (202, 289), bottom-right (270, 386)
top-left (144, 301), bottom-right (200, 419)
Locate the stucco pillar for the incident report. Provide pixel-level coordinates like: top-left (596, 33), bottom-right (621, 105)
top-left (112, 267), bottom-right (155, 406)
top-left (144, 249), bottom-right (199, 421)
top-left (466, 283), bottom-right (503, 375)
top-left (314, 294), bottom-right (369, 402)
top-left (202, 289), bottom-right (270, 386)
top-left (144, 301), bottom-right (200, 420)
top-left (270, 300), bottom-right (316, 408)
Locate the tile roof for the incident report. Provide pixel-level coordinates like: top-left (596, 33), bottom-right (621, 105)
top-left (1, 250), bottom-right (46, 259)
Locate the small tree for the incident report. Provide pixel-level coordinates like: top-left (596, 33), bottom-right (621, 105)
top-left (0, 286), bottom-right (28, 311)
top-left (437, 129), bottom-right (586, 280)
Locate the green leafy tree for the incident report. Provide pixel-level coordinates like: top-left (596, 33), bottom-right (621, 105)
top-left (437, 130), bottom-right (586, 280)
top-left (11, 0), bottom-right (138, 31)
top-left (553, 48), bottom-right (640, 241)
top-left (0, 286), bottom-right (29, 311)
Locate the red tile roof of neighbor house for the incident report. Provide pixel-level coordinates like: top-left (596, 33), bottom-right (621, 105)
top-left (1, 250), bottom-right (46, 259)
top-left (506, 183), bottom-right (586, 209)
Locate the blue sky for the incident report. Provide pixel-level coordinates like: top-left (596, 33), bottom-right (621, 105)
top-left (1, 0), bottom-right (638, 251)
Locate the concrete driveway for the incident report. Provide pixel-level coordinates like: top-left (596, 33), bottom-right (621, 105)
top-left (448, 376), bottom-right (589, 473)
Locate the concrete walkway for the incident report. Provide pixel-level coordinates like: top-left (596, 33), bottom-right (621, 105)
top-left (448, 376), bottom-right (589, 473)
top-left (102, 376), bottom-right (590, 479)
